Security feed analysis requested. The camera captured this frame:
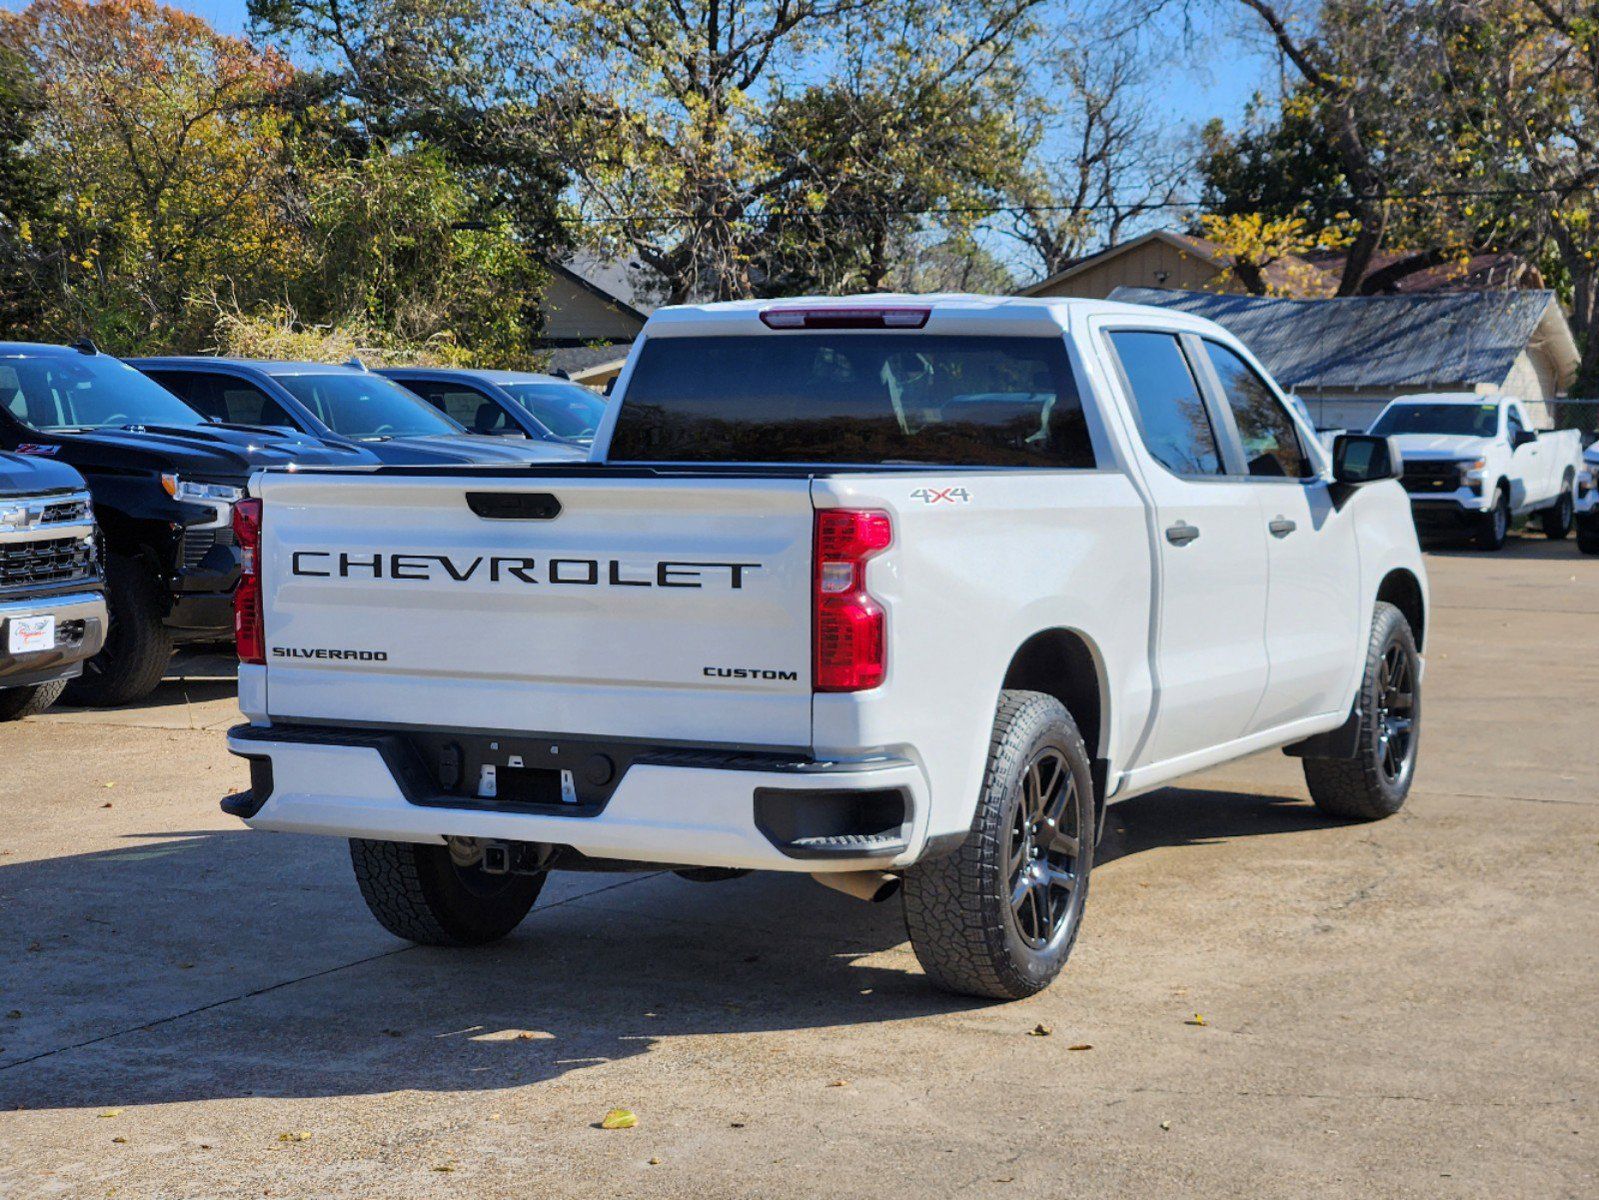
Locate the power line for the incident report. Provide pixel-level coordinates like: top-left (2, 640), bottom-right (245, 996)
top-left (556, 182), bottom-right (1598, 225)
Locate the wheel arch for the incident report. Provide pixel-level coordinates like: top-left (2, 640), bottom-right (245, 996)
top-left (1376, 567), bottom-right (1426, 652)
top-left (1000, 628), bottom-right (1110, 826)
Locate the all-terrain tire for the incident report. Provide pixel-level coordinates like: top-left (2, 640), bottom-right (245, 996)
top-left (64, 554), bottom-right (173, 707)
top-left (901, 690), bottom-right (1095, 1000)
top-left (0, 678), bottom-right (67, 720)
top-left (349, 838), bottom-right (545, 946)
top-left (1475, 484), bottom-right (1510, 551)
top-left (1303, 602), bottom-right (1420, 821)
top-left (1541, 475), bottom-right (1575, 539)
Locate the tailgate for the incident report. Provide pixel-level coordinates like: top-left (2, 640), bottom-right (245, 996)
top-left (255, 472), bottom-right (816, 747)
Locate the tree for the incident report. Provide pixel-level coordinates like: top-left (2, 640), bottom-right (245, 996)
top-left (1002, 39), bottom-right (1186, 281)
top-left (2, 0), bottom-right (299, 349)
top-left (1432, 0), bottom-right (1599, 390)
top-left (1228, 0), bottom-right (1422, 295)
top-left (539, 0), bottom-right (1045, 302)
top-left (296, 144), bottom-right (544, 364)
top-left (247, 0), bottom-right (569, 259)
top-left (0, 42), bottom-right (56, 331)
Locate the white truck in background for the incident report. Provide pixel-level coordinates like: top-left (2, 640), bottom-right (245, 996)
top-left (1370, 393), bottom-right (1584, 550)
top-left (222, 295), bottom-right (1428, 1000)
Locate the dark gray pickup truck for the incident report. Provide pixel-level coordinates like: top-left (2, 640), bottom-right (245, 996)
top-left (0, 450), bottom-right (107, 719)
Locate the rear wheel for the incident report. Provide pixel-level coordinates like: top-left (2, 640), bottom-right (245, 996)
top-left (0, 678), bottom-right (66, 721)
top-left (349, 838), bottom-right (545, 946)
top-left (1302, 602), bottom-right (1420, 821)
top-left (1541, 476), bottom-right (1575, 539)
top-left (902, 691), bottom-right (1094, 1000)
top-left (1475, 485), bottom-right (1510, 551)
top-left (64, 554), bottom-right (173, 707)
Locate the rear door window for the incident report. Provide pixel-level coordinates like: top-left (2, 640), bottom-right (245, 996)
top-left (609, 334), bottom-right (1097, 467)
top-left (1105, 331), bottom-right (1222, 476)
top-left (151, 371), bottom-right (297, 429)
top-left (1201, 341), bottom-right (1311, 478)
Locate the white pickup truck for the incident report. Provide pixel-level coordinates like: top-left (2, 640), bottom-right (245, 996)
top-left (1369, 393), bottom-right (1584, 550)
top-left (223, 295), bottom-right (1428, 1000)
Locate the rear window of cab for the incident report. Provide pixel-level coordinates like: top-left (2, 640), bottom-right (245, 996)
top-left (608, 334), bottom-right (1098, 468)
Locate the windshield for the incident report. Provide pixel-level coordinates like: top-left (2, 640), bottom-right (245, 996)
top-left (277, 373), bottom-right (465, 438)
top-left (500, 381), bottom-right (608, 441)
top-left (0, 354), bottom-right (206, 432)
top-left (609, 334), bottom-right (1096, 467)
top-left (1370, 402), bottom-right (1500, 438)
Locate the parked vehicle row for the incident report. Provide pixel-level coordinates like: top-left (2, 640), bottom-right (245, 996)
top-left (220, 294), bottom-right (1430, 1001)
top-left (1371, 392), bottom-right (1585, 551)
top-left (0, 343), bottom-right (590, 707)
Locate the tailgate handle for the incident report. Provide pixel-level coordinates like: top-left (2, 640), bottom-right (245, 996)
top-left (465, 492), bottom-right (562, 520)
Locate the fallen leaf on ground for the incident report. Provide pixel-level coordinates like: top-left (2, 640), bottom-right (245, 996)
top-left (100, 802), bottom-right (112, 809)
top-left (827, 1080), bottom-right (848, 1087)
top-left (433, 1165), bottom-right (455, 1173)
top-left (648, 1157), bottom-right (662, 1165)
top-left (1068, 1043), bottom-right (1093, 1051)
top-left (730, 1121), bottom-right (746, 1128)
top-left (1185, 1014), bottom-right (1206, 1026)
top-left (111, 1136), bottom-right (127, 1144)
top-left (1028, 1023), bottom-right (1052, 1037)
top-left (277, 1131), bottom-right (312, 1142)
top-left (98, 1109), bottom-right (123, 1118)
top-left (600, 1109), bottom-right (638, 1130)
top-left (1159, 1121), bottom-right (1172, 1131)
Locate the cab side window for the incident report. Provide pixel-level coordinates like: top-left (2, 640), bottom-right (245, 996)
top-left (409, 381), bottom-right (506, 433)
top-left (1106, 331), bottom-right (1222, 476)
top-left (1506, 407), bottom-right (1526, 443)
top-left (1202, 341), bottom-right (1311, 479)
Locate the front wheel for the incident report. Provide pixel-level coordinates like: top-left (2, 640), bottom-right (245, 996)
top-left (0, 678), bottom-right (66, 721)
top-left (1475, 486), bottom-right (1510, 551)
top-left (1302, 602), bottom-right (1420, 821)
top-left (1578, 520), bottom-right (1599, 556)
top-left (349, 839), bottom-right (545, 946)
top-left (902, 691), bottom-right (1095, 1000)
top-left (1541, 478), bottom-right (1574, 539)
top-left (64, 554), bottom-right (173, 707)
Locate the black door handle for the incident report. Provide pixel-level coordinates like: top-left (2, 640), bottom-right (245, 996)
top-left (1165, 521), bottom-right (1200, 546)
top-left (1269, 517), bottom-right (1297, 538)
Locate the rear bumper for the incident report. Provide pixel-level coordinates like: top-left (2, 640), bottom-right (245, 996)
top-left (0, 590), bottom-right (107, 685)
top-left (225, 722), bottom-right (932, 872)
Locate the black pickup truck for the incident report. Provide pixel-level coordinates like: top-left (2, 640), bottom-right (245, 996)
top-left (0, 449), bottom-right (107, 718)
top-left (0, 342), bottom-right (377, 706)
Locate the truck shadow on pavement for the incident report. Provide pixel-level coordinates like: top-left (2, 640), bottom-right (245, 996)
top-left (1, 783), bottom-right (1341, 1112)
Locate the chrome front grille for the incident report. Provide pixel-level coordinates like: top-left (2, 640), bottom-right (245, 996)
top-left (0, 535), bottom-right (97, 590)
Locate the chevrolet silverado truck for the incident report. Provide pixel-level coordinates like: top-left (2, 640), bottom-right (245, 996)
top-left (223, 296), bottom-right (1428, 1000)
top-left (1370, 393), bottom-right (1584, 550)
top-left (0, 450), bottom-right (106, 718)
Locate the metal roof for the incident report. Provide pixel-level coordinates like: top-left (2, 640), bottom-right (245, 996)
top-left (1108, 287), bottom-right (1563, 390)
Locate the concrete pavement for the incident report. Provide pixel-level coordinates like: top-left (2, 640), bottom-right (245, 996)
top-left (0, 539), bottom-right (1594, 1198)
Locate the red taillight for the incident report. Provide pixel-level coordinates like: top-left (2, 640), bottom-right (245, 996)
top-left (233, 498), bottom-right (264, 665)
top-left (814, 509), bottom-right (892, 691)
top-left (760, 306), bottom-right (929, 330)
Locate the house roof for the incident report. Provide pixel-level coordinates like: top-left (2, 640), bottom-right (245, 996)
top-left (1108, 287), bottom-right (1577, 391)
top-left (1019, 229), bottom-right (1311, 296)
top-left (554, 254), bottom-right (662, 323)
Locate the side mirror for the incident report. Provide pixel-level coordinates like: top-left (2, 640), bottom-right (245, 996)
top-left (1513, 428), bottom-right (1538, 449)
top-left (1333, 433), bottom-right (1401, 486)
